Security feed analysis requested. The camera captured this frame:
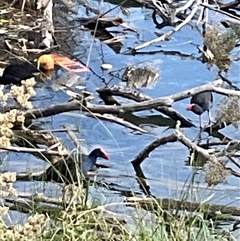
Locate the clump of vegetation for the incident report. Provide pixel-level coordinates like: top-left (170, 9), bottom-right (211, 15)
top-left (0, 77), bottom-right (36, 148)
top-left (204, 159), bottom-right (230, 186)
top-left (204, 24), bottom-right (239, 70)
top-left (9, 78), bottom-right (36, 109)
top-left (216, 96), bottom-right (240, 128)
top-left (0, 212), bottom-right (46, 240)
top-left (0, 172), bottom-right (17, 197)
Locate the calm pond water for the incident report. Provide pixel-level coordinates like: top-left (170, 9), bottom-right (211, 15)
top-left (1, 0), bottom-right (240, 227)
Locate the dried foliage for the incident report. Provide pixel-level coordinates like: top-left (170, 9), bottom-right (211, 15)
top-left (0, 172), bottom-right (47, 240)
top-left (204, 25), bottom-right (239, 70)
top-left (0, 77), bottom-right (36, 148)
top-left (204, 160), bottom-right (230, 186)
top-left (0, 213), bottom-right (46, 241)
top-left (10, 78), bottom-right (36, 109)
top-left (122, 65), bottom-right (159, 89)
top-left (0, 172), bottom-right (17, 197)
top-left (216, 96), bottom-right (240, 128)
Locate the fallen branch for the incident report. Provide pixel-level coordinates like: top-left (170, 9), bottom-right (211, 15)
top-left (84, 112), bottom-right (149, 134)
top-left (131, 120), bottom-right (239, 186)
top-left (23, 79), bottom-right (224, 121)
top-left (0, 146), bottom-right (69, 156)
top-left (128, 0), bottom-right (201, 52)
top-left (98, 86), bottom-right (195, 127)
top-left (131, 133), bottom-right (177, 166)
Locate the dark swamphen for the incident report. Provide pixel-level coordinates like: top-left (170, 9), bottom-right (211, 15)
top-left (0, 54), bottom-right (54, 85)
top-left (0, 62), bottom-right (38, 85)
top-left (186, 91), bottom-right (213, 128)
top-left (42, 147), bottom-right (110, 183)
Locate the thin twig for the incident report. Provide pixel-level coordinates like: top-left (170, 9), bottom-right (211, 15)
top-left (129, 0), bottom-right (201, 52)
top-left (0, 146), bottom-right (69, 156)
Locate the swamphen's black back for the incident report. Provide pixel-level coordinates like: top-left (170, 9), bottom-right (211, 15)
top-left (40, 148), bottom-right (109, 183)
top-left (0, 62), bottom-right (38, 85)
top-left (190, 91), bottom-right (213, 115)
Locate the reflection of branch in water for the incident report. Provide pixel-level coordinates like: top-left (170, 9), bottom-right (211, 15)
top-left (98, 86), bottom-right (195, 127)
top-left (131, 121), bottom-right (240, 186)
top-left (124, 49), bottom-right (198, 61)
top-left (122, 112), bottom-right (176, 128)
top-left (127, 0), bottom-right (201, 53)
top-left (131, 133), bottom-right (177, 166)
top-left (133, 164), bottom-right (154, 197)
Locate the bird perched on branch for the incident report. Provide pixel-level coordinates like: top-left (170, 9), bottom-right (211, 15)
top-left (186, 91), bottom-right (213, 128)
top-left (40, 147), bottom-right (110, 183)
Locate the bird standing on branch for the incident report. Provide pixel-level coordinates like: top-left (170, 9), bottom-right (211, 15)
top-left (186, 91), bottom-right (213, 128)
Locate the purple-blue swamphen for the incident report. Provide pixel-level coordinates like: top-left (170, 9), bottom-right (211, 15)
top-left (43, 147), bottom-right (110, 183)
top-left (186, 91), bottom-right (213, 128)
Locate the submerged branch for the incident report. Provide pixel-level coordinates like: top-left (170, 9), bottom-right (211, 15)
top-left (98, 86), bottom-right (195, 127)
top-left (132, 121), bottom-right (238, 186)
top-left (131, 133), bottom-right (177, 166)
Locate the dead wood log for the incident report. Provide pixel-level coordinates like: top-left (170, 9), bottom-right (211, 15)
top-left (132, 121), bottom-right (240, 186)
top-left (97, 86), bottom-right (195, 127)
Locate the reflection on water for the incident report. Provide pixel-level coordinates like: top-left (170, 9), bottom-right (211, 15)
top-left (122, 65), bottom-right (159, 88)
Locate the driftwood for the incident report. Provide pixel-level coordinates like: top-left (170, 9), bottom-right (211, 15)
top-left (97, 86), bottom-right (195, 127)
top-left (23, 79), bottom-right (223, 120)
top-left (2, 77), bottom-right (238, 180)
top-left (131, 121), bottom-right (240, 187)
